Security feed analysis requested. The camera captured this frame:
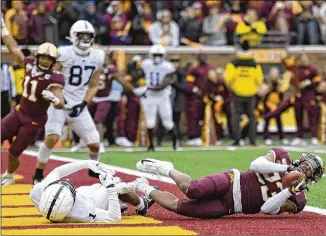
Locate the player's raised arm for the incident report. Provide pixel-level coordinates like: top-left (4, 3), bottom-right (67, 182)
top-left (249, 150), bottom-right (290, 174)
top-left (1, 16), bottom-right (25, 65)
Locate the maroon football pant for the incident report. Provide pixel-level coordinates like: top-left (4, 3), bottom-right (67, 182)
top-left (1, 109), bottom-right (46, 157)
top-left (177, 172), bottom-right (233, 219)
top-left (125, 94), bottom-right (140, 142)
top-left (294, 99), bottom-right (319, 138)
top-left (88, 101), bottom-right (111, 125)
top-left (185, 98), bottom-right (204, 139)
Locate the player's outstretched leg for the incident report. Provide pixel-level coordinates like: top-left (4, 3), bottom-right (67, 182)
top-left (87, 142), bottom-right (100, 178)
top-left (136, 158), bottom-right (192, 195)
top-left (33, 134), bottom-right (59, 184)
top-left (136, 180), bottom-right (180, 213)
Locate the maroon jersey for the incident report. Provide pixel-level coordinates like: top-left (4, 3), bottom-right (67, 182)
top-left (205, 79), bottom-right (231, 104)
top-left (240, 148), bottom-right (306, 214)
top-left (96, 64), bottom-right (118, 97)
top-left (187, 64), bottom-right (214, 94)
top-left (19, 57), bottom-right (64, 117)
top-left (297, 65), bottom-right (319, 100)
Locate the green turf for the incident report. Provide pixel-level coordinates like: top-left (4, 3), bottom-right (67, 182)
top-left (56, 149), bottom-right (326, 208)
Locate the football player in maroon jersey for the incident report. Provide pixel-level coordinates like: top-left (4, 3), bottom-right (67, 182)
top-left (1, 43), bottom-right (65, 186)
top-left (135, 148), bottom-right (324, 219)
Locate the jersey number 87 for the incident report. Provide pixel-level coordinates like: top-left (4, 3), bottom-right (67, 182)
top-left (69, 65), bottom-right (95, 86)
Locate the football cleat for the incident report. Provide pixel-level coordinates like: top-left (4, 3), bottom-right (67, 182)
top-left (147, 145), bottom-right (155, 152)
top-left (88, 169), bottom-right (100, 179)
top-left (136, 185), bottom-right (159, 216)
top-left (136, 158), bottom-right (174, 176)
top-left (116, 177), bottom-right (148, 195)
top-left (1, 174), bottom-right (15, 186)
top-left (32, 176), bottom-right (43, 185)
top-left (264, 139), bottom-right (273, 146)
top-left (99, 142), bottom-right (105, 153)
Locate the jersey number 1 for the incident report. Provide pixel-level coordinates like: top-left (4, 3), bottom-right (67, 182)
top-left (22, 76), bottom-right (38, 102)
top-left (69, 65), bottom-right (96, 86)
top-left (150, 72), bottom-right (160, 87)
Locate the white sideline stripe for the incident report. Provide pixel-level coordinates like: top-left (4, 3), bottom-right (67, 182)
top-left (23, 150), bottom-right (326, 216)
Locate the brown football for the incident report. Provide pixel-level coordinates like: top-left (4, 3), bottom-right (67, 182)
top-left (282, 171), bottom-right (302, 188)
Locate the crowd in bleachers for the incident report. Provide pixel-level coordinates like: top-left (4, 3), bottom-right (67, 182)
top-left (1, 0), bottom-right (326, 47)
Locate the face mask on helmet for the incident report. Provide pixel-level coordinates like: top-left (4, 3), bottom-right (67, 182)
top-left (293, 153), bottom-right (325, 184)
top-left (36, 55), bottom-right (56, 72)
top-left (153, 54), bottom-right (164, 64)
top-left (75, 32), bottom-right (94, 50)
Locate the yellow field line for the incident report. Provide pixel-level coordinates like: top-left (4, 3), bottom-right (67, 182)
top-left (1, 195), bottom-right (34, 206)
top-left (1, 184), bottom-right (33, 194)
top-left (2, 207), bottom-right (40, 216)
top-left (2, 226), bottom-right (197, 235)
top-left (1, 216), bottom-right (161, 227)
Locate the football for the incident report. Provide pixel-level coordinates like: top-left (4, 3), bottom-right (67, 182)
top-left (282, 171), bottom-right (303, 188)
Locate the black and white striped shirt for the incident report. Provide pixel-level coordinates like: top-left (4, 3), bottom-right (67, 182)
top-left (1, 64), bottom-right (16, 98)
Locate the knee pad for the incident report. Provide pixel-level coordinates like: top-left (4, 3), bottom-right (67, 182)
top-left (146, 119), bottom-right (156, 129)
top-left (162, 119), bottom-right (174, 131)
top-left (37, 143), bottom-right (52, 164)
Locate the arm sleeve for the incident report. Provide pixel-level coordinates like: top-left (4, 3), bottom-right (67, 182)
top-left (250, 155), bottom-right (288, 174)
top-left (261, 188), bottom-right (292, 214)
top-left (94, 187), bottom-right (121, 222)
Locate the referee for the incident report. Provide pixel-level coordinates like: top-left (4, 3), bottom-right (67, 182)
top-left (224, 41), bottom-right (263, 146)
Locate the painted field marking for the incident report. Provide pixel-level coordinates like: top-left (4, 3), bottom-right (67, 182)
top-left (2, 207), bottom-right (40, 217)
top-left (1, 215), bottom-right (161, 227)
top-left (1, 195), bottom-right (34, 206)
top-left (22, 150), bottom-right (326, 216)
top-left (1, 184), bottom-right (33, 194)
top-left (1, 226), bottom-right (197, 235)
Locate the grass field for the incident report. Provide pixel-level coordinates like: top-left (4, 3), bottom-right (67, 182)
top-left (56, 148), bottom-right (326, 208)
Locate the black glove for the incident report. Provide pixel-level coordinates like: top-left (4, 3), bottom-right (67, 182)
top-left (68, 101), bottom-right (88, 118)
top-left (287, 164), bottom-right (297, 172)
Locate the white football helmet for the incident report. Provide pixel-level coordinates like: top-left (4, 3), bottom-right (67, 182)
top-left (149, 44), bottom-right (166, 64)
top-left (69, 20), bottom-right (95, 55)
top-left (38, 180), bottom-right (76, 222)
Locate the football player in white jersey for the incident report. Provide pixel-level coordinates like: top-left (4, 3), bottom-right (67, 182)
top-left (30, 160), bottom-right (152, 223)
top-left (140, 44), bottom-right (177, 151)
top-left (33, 20), bottom-right (106, 183)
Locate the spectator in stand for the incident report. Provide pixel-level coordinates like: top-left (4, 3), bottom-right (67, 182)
top-left (82, 1), bottom-right (107, 45)
top-left (236, 8), bottom-right (267, 47)
top-left (224, 0), bottom-right (244, 45)
top-left (148, 9), bottom-right (179, 46)
top-left (130, 2), bottom-right (153, 45)
top-left (268, 1), bottom-right (294, 34)
top-left (97, 0), bottom-right (111, 15)
top-left (312, 1), bottom-right (326, 43)
top-left (1, 63), bottom-right (16, 119)
top-left (72, 0), bottom-right (88, 16)
top-left (5, 0), bottom-right (28, 45)
top-left (259, 0), bottom-right (276, 21)
top-left (179, 6), bottom-right (202, 47)
top-left (149, 1), bottom-right (172, 19)
top-left (104, 1), bottom-right (129, 45)
top-left (29, 1), bottom-right (47, 44)
top-left (192, 2), bottom-right (204, 23)
top-left (49, 1), bottom-right (78, 45)
top-left (202, 5), bottom-right (229, 46)
top-left (295, 8), bottom-right (321, 45)
top-left (172, 0), bottom-right (195, 22)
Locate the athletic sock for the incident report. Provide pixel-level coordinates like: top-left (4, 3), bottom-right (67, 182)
top-left (38, 142), bottom-right (52, 164)
top-left (34, 168), bottom-right (44, 179)
top-left (147, 128), bottom-right (154, 147)
top-left (136, 197), bottom-right (145, 210)
top-left (89, 151), bottom-right (100, 161)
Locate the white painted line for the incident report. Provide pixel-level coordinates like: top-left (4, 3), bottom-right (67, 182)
top-left (23, 150), bottom-right (326, 216)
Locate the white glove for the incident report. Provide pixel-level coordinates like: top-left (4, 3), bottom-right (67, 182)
top-left (133, 86), bottom-right (147, 97)
top-left (42, 90), bottom-right (60, 105)
top-left (214, 95), bottom-right (223, 102)
top-left (99, 172), bottom-right (115, 188)
top-left (87, 160), bottom-right (116, 176)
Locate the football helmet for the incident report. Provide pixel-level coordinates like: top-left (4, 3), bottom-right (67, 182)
top-left (35, 42), bottom-right (58, 72)
top-left (69, 20), bottom-right (95, 55)
top-left (38, 180), bottom-right (76, 222)
top-left (149, 44), bottom-right (166, 65)
top-left (293, 153), bottom-right (324, 184)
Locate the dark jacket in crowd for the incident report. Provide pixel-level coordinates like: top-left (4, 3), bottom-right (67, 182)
top-left (171, 69), bottom-right (187, 112)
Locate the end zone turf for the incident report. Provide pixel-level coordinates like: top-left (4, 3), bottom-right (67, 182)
top-left (1, 152), bottom-right (326, 235)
